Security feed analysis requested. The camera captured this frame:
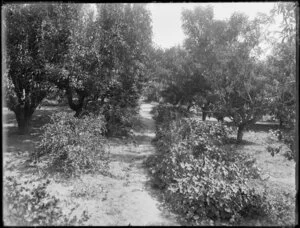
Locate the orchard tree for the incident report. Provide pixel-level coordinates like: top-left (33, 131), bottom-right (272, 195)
top-left (182, 6), bottom-right (229, 117)
top-left (264, 2), bottom-right (297, 159)
top-left (182, 6), bottom-right (270, 143)
top-left (41, 3), bottom-right (88, 117)
top-left (215, 13), bottom-right (270, 143)
top-left (4, 4), bottom-right (83, 133)
top-left (266, 41), bottom-right (296, 127)
top-left (45, 3), bottom-right (153, 122)
top-left (266, 2), bottom-right (297, 127)
top-left (4, 4), bottom-right (54, 133)
top-left (142, 46), bottom-right (166, 102)
top-left (45, 3), bottom-right (153, 135)
top-left (94, 3), bottom-right (153, 134)
top-left (94, 3), bottom-right (152, 110)
top-left (158, 46), bottom-right (211, 110)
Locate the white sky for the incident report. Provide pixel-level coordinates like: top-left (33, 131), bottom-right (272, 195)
top-left (147, 2), bottom-right (279, 49)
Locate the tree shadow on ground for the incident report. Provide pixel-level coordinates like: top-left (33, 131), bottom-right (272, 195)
top-left (3, 105), bottom-right (72, 135)
top-left (133, 134), bottom-right (155, 144)
top-left (225, 137), bottom-right (258, 146)
top-left (3, 105), bottom-right (72, 177)
top-left (246, 123), bottom-right (281, 132)
top-left (110, 153), bottom-right (148, 163)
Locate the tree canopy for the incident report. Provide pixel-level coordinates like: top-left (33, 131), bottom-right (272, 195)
top-left (4, 3), bottom-right (153, 134)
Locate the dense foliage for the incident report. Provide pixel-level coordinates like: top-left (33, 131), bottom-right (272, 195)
top-left (4, 176), bottom-right (89, 225)
top-left (146, 104), bottom-right (273, 225)
top-left (147, 4), bottom-right (296, 143)
top-left (4, 3), bottom-right (152, 135)
top-left (266, 129), bottom-right (296, 161)
top-left (182, 7), bottom-right (271, 142)
top-left (264, 2), bottom-right (296, 160)
top-left (145, 46), bottom-right (211, 111)
top-left (60, 3), bottom-right (153, 135)
top-left (34, 112), bottom-right (109, 176)
top-left (142, 47), bottom-right (166, 102)
top-left (266, 41), bottom-right (296, 128)
top-left (4, 4), bottom-right (58, 133)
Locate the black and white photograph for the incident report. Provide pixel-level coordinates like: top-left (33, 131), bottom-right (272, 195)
top-left (2, 2), bottom-right (298, 226)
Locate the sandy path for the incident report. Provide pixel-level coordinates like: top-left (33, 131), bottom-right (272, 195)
top-left (47, 102), bottom-right (179, 226)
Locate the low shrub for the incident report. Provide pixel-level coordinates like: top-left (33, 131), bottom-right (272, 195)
top-left (3, 176), bottom-right (89, 226)
top-left (152, 103), bottom-right (190, 125)
top-left (34, 112), bottom-right (110, 176)
top-left (104, 105), bottom-right (139, 137)
top-left (143, 83), bottom-right (161, 102)
top-left (267, 192), bottom-right (296, 225)
top-left (147, 113), bottom-right (269, 225)
top-left (266, 129), bottom-right (296, 161)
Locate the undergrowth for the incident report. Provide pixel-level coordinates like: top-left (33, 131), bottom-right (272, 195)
top-left (3, 176), bottom-right (89, 226)
top-left (146, 104), bottom-right (294, 225)
top-left (34, 112), bottom-right (110, 177)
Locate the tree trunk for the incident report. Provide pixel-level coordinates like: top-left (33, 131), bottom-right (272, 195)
top-left (236, 124), bottom-right (245, 143)
top-left (279, 118), bottom-right (284, 128)
top-left (202, 111), bottom-right (207, 121)
top-left (217, 116), bottom-right (224, 122)
top-left (14, 106), bottom-right (33, 134)
top-left (66, 87), bottom-right (86, 118)
top-left (202, 105), bottom-right (208, 121)
top-left (74, 108), bottom-right (83, 118)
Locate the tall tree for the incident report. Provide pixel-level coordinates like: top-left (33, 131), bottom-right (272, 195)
top-left (45, 3), bottom-right (153, 120)
top-left (266, 41), bottom-right (296, 127)
top-left (42, 4), bottom-right (87, 116)
top-left (182, 7), bottom-right (270, 143)
top-left (156, 46), bottom-right (211, 110)
top-left (266, 2), bottom-right (297, 127)
top-left (4, 4), bottom-right (54, 133)
top-left (93, 3), bottom-right (153, 133)
top-left (182, 6), bottom-right (229, 118)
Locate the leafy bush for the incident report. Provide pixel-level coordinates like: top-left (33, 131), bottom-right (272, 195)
top-left (34, 112), bottom-right (110, 176)
top-left (266, 192), bottom-right (296, 225)
top-left (143, 83), bottom-right (161, 102)
top-left (266, 129), bottom-right (296, 161)
top-left (104, 105), bottom-right (139, 137)
top-left (152, 103), bottom-right (190, 125)
top-left (3, 176), bottom-right (89, 226)
top-left (147, 110), bottom-right (270, 225)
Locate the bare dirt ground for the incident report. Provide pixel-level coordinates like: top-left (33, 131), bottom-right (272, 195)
top-left (45, 103), bottom-right (180, 226)
top-left (3, 103), bottom-right (296, 225)
top-left (3, 103), bottom-right (179, 226)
